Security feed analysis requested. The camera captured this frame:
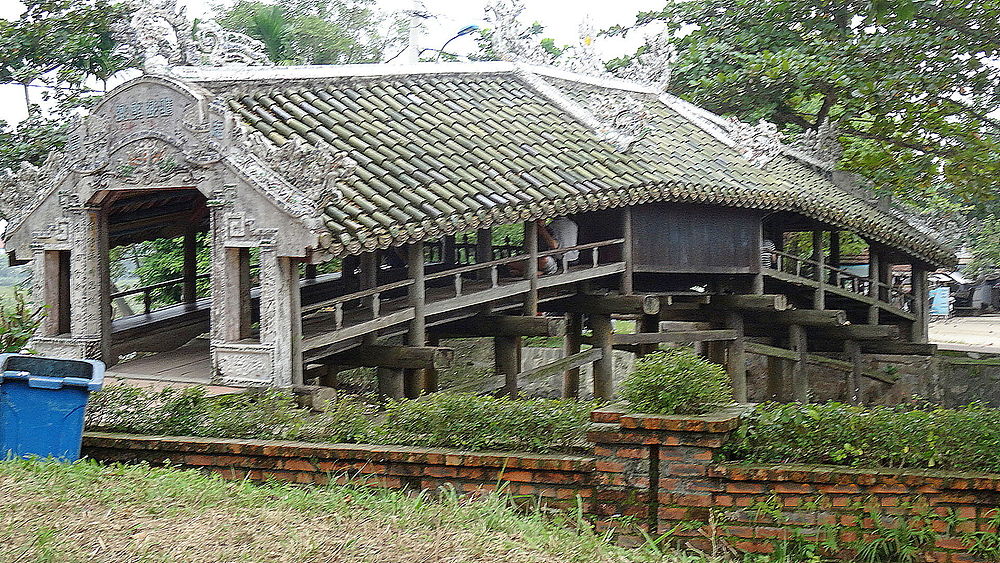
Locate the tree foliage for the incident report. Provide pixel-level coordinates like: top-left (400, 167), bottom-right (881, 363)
top-left (611, 0), bottom-right (1000, 204)
top-left (216, 0), bottom-right (406, 65)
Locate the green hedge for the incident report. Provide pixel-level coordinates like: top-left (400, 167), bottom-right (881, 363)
top-left (85, 387), bottom-right (595, 454)
top-left (723, 401), bottom-right (1000, 473)
top-left (620, 348), bottom-right (734, 415)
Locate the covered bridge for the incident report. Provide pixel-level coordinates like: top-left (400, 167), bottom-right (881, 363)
top-left (1, 60), bottom-right (954, 403)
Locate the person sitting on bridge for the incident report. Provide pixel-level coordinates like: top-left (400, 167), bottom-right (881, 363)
top-left (509, 217), bottom-right (579, 277)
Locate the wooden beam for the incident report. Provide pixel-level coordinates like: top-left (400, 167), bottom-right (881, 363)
top-left (431, 315), bottom-right (566, 338)
top-left (810, 324), bottom-right (901, 341)
top-left (542, 294), bottom-right (660, 315)
top-left (771, 309), bottom-right (848, 327)
top-left (519, 348), bottom-right (603, 382)
top-left (611, 330), bottom-right (739, 345)
top-left (332, 345), bottom-right (454, 370)
top-left (859, 341), bottom-right (938, 355)
top-left (707, 294), bottom-right (790, 311)
top-left (844, 340), bottom-right (861, 405)
top-left (745, 341), bottom-right (798, 361)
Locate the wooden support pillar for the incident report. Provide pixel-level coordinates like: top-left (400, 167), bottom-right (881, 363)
top-left (911, 265), bottom-right (929, 343)
top-left (378, 368), bottom-right (405, 400)
top-left (622, 207), bottom-right (634, 294)
top-left (637, 314), bottom-right (660, 356)
top-left (496, 336), bottom-right (521, 398)
top-left (752, 223), bottom-right (766, 294)
top-left (476, 228), bottom-right (492, 264)
top-left (424, 334), bottom-right (440, 393)
top-left (524, 220), bottom-right (539, 316)
top-left (844, 340), bottom-right (861, 405)
top-left (591, 314), bottom-right (614, 400)
top-left (406, 242), bottom-right (426, 398)
top-left (182, 229), bottom-right (198, 304)
top-left (442, 235), bottom-right (456, 265)
top-left (829, 231), bottom-right (841, 286)
top-left (788, 324), bottom-right (809, 403)
top-left (726, 312), bottom-right (747, 403)
top-left (361, 251), bottom-right (378, 345)
top-left (563, 313), bottom-right (582, 398)
top-left (812, 230), bottom-right (825, 310)
top-left (868, 245), bottom-right (880, 324)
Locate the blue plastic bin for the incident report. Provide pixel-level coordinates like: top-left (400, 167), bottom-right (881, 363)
top-left (0, 354), bottom-right (105, 461)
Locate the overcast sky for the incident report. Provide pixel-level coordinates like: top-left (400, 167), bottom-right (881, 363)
top-left (0, 0), bottom-right (665, 126)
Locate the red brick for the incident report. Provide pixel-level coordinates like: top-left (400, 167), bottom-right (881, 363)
top-left (726, 482), bottom-right (765, 494)
top-left (183, 454), bottom-right (216, 466)
top-left (595, 460), bottom-right (625, 473)
top-left (674, 494), bottom-right (713, 507)
top-left (935, 537), bottom-right (969, 551)
top-left (774, 483), bottom-right (814, 494)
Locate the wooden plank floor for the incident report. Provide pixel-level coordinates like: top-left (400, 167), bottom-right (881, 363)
top-left (106, 338), bottom-right (213, 385)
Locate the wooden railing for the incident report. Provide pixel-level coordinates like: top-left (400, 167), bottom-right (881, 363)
top-left (304, 238), bottom-right (626, 332)
top-left (768, 250), bottom-right (914, 311)
top-left (111, 273), bottom-right (210, 315)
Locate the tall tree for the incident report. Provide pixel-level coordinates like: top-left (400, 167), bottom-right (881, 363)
top-left (609, 0), bottom-right (1000, 204)
top-left (217, 0), bottom-right (407, 65)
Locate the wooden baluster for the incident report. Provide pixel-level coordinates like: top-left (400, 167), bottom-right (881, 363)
top-left (591, 247), bottom-right (598, 267)
top-left (561, 255), bottom-right (568, 273)
top-left (454, 273), bottom-right (462, 297)
top-left (334, 302), bottom-right (343, 329)
top-left (491, 265), bottom-right (498, 288)
top-left (143, 290), bottom-right (152, 315)
top-left (372, 292), bottom-right (380, 319)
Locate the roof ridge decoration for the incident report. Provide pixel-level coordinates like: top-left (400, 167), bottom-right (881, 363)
top-left (232, 125), bottom-right (356, 212)
top-left (516, 70), bottom-right (652, 153)
top-left (127, 0), bottom-right (270, 73)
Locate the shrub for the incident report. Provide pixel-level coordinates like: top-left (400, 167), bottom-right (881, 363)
top-left (0, 289), bottom-right (43, 353)
top-left (86, 387), bottom-right (594, 453)
top-left (371, 393), bottom-right (597, 453)
top-left (620, 349), bottom-right (734, 415)
top-left (724, 401), bottom-right (1000, 472)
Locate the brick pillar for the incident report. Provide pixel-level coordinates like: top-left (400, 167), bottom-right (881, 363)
top-left (587, 405), bottom-right (743, 546)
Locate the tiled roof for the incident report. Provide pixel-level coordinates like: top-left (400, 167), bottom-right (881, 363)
top-left (186, 64), bottom-right (955, 266)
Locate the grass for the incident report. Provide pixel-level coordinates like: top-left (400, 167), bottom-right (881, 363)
top-left (0, 459), bottom-right (711, 563)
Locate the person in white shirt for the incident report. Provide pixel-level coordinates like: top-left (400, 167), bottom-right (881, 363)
top-left (538, 217), bottom-right (579, 274)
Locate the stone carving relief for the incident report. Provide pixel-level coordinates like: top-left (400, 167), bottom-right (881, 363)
top-left (725, 118), bottom-right (785, 166)
top-left (233, 127), bottom-right (355, 216)
top-left (788, 119), bottom-right (843, 169)
top-left (613, 33), bottom-right (675, 93)
top-left (213, 345), bottom-right (275, 386)
top-left (587, 93), bottom-right (654, 152)
top-left (126, 0), bottom-right (270, 72)
top-left (485, 0), bottom-right (554, 66)
top-left (100, 138), bottom-right (208, 187)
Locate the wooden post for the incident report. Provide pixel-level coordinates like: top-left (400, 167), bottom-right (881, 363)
top-left (591, 314), bottom-right (614, 400)
top-left (442, 235), bottom-right (456, 265)
top-left (496, 336), bottom-right (521, 398)
top-left (752, 223), bottom-right (766, 294)
top-left (424, 333), bottom-right (440, 393)
top-left (868, 244), bottom-right (880, 324)
top-left (622, 208), bottom-right (634, 294)
top-left (563, 313), bottom-right (582, 398)
top-left (407, 242), bottom-right (426, 398)
top-left (812, 230), bottom-right (825, 310)
top-left (911, 265), bottom-right (929, 343)
top-left (726, 312), bottom-right (747, 403)
top-left (182, 229), bottom-right (198, 304)
top-left (829, 231), bottom-right (841, 286)
top-left (476, 228), bottom-right (492, 265)
top-left (361, 251), bottom-right (378, 346)
top-left (524, 220), bottom-right (539, 316)
top-left (378, 368), bottom-right (405, 399)
top-left (844, 340), bottom-right (861, 405)
top-left (788, 324), bottom-right (809, 403)
top-left (637, 314), bottom-right (660, 356)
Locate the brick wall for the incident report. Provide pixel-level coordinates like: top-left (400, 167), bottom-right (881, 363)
top-left (83, 408), bottom-right (1000, 562)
